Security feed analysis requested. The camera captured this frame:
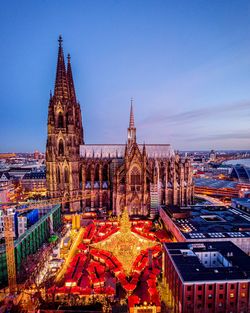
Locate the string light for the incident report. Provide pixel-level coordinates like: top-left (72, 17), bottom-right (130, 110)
top-left (92, 207), bottom-right (156, 275)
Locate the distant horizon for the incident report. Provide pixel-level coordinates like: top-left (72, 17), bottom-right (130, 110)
top-left (0, 1), bottom-right (250, 151)
top-left (1, 149), bottom-right (250, 154)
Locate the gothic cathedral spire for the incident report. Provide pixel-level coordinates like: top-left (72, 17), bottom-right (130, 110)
top-left (46, 36), bottom-right (83, 212)
top-left (127, 98), bottom-right (136, 147)
top-left (129, 98), bottom-right (135, 128)
top-left (54, 35), bottom-right (69, 99)
top-left (67, 53), bottom-right (77, 103)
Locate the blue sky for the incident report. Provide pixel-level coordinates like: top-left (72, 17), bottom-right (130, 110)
top-left (0, 0), bottom-right (250, 152)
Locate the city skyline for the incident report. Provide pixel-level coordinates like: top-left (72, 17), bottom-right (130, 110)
top-left (1, 1), bottom-right (250, 152)
top-left (1, 2), bottom-right (250, 309)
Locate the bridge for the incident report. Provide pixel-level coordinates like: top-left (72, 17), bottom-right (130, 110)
top-left (215, 152), bottom-right (250, 164)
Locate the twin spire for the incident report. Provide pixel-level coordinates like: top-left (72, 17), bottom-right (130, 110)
top-left (54, 35), bottom-right (76, 101)
top-left (54, 36), bottom-right (136, 146)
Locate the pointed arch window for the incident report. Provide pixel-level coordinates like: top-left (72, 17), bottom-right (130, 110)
top-left (58, 112), bottom-right (64, 128)
top-left (103, 164), bottom-right (108, 181)
top-left (58, 139), bottom-right (64, 156)
top-left (95, 165), bottom-right (99, 181)
top-left (57, 167), bottom-right (61, 184)
top-left (130, 167), bottom-right (141, 191)
top-left (64, 167), bottom-right (69, 184)
top-left (86, 165), bottom-right (91, 181)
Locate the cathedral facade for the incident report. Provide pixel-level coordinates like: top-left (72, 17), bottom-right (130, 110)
top-left (46, 37), bottom-right (194, 215)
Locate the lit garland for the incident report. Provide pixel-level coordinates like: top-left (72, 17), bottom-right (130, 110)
top-left (92, 207), bottom-right (156, 275)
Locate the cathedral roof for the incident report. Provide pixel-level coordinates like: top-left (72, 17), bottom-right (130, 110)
top-left (80, 144), bottom-right (174, 159)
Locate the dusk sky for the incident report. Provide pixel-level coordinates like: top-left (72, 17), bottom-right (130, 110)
top-left (0, 0), bottom-right (250, 152)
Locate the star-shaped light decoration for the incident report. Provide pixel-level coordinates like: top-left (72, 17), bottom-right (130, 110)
top-left (91, 207), bottom-right (157, 275)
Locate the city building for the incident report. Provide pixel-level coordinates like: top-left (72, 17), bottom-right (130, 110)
top-left (7, 167), bottom-right (33, 179)
top-left (0, 154), bottom-right (16, 159)
top-left (0, 206), bottom-right (51, 240)
top-left (231, 198), bottom-right (250, 215)
top-left (0, 208), bottom-right (15, 240)
top-left (0, 172), bottom-right (15, 203)
top-left (46, 36), bottom-right (193, 214)
top-left (34, 150), bottom-right (40, 160)
top-left (21, 171), bottom-right (46, 192)
top-left (209, 149), bottom-right (216, 162)
top-left (16, 209), bottom-right (39, 237)
top-left (0, 204), bottom-right (61, 287)
top-left (163, 241), bottom-right (250, 313)
top-left (194, 178), bottom-right (241, 200)
top-left (160, 205), bottom-right (250, 254)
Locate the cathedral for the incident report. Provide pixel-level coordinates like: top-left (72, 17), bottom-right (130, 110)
top-left (46, 37), bottom-right (194, 215)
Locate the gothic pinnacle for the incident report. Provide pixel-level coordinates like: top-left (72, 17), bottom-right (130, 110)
top-left (129, 98), bottom-right (135, 128)
top-left (54, 35), bottom-right (69, 99)
top-left (67, 53), bottom-right (77, 103)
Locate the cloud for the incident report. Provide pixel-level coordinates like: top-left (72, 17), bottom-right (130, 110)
top-left (140, 100), bottom-right (250, 126)
top-left (189, 130), bottom-right (250, 142)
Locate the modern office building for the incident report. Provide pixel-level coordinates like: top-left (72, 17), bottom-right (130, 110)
top-left (160, 205), bottom-right (250, 254)
top-left (16, 209), bottom-right (39, 237)
top-left (0, 204), bottom-right (61, 287)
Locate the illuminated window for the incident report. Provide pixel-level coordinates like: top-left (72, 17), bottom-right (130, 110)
top-left (230, 293), bottom-right (234, 298)
top-left (241, 293), bottom-right (246, 297)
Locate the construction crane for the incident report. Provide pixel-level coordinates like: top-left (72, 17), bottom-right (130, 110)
top-left (2, 192), bottom-right (91, 294)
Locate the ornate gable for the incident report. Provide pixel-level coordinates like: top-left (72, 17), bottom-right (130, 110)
top-left (126, 143), bottom-right (143, 170)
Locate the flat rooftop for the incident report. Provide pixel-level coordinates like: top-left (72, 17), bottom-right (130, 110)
top-left (232, 198), bottom-right (250, 209)
top-left (194, 178), bottom-right (238, 189)
top-left (164, 241), bottom-right (250, 282)
top-left (162, 205), bottom-right (250, 239)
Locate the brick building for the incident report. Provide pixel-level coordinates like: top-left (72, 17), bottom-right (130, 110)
top-left (163, 241), bottom-right (250, 313)
top-left (21, 171), bottom-right (46, 192)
